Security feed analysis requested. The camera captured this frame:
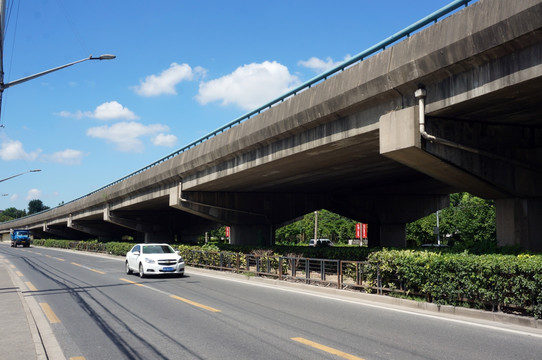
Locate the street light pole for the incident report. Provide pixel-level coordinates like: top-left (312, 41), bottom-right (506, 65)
top-left (0, 0), bottom-right (115, 121)
top-left (0, 169), bottom-right (41, 183)
top-left (1, 54), bottom-right (116, 90)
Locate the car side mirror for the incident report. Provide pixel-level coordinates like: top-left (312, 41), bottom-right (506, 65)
top-left (133, 251), bottom-right (140, 256)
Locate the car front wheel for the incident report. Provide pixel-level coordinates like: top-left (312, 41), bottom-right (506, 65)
top-left (125, 261), bottom-right (132, 275)
top-left (139, 263), bottom-right (145, 278)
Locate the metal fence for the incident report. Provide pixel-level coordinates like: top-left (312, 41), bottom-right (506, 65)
top-left (185, 250), bottom-right (382, 293)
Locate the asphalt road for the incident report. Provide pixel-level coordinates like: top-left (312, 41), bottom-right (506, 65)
top-left (2, 244), bottom-right (542, 360)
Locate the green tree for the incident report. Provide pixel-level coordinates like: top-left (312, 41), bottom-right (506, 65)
top-left (275, 221), bottom-right (304, 243)
top-left (206, 226), bottom-right (227, 242)
top-left (444, 192), bottom-right (496, 244)
top-left (275, 209), bottom-right (358, 244)
top-left (406, 192), bottom-right (496, 248)
top-left (406, 213), bottom-right (437, 245)
top-left (0, 207), bottom-right (26, 222)
top-left (28, 199), bottom-right (50, 215)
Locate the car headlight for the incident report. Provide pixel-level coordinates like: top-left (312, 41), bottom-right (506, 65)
top-left (144, 258), bottom-right (155, 264)
top-left (178, 257), bottom-right (184, 264)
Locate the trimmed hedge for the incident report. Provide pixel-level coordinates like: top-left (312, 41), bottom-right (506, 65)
top-left (368, 249), bottom-right (542, 318)
top-left (32, 239), bottom-right (132, 256)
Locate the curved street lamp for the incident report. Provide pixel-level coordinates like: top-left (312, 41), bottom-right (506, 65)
top-left (0, 54), bottom-right (116, 91)
top-left (0, 54), bottom-right (116, 120)
top-left (0, 1), bottom-right (116, 121)
top-left (0, 169), bottom-right (41, 183)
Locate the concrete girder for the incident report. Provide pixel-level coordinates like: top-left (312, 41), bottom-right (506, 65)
top-left (380, 106), bottom-right (506, 198)
top-left (170, 186), bottom-right (275, 245)
top-left (171, 185), bottom-right (329, 225)
top-left (425, 116), bottom-right (542, 198)
top-left (41, 223), bottom-right (83, 240)
top-left (172, 184), bottom-right (448, 247)
top-left (103, 204), bottom-right (168, 243)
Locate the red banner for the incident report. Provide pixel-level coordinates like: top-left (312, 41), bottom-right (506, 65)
top-left (362, 223), bottom-right (368, 239)
top-left (356, 223), bottom-right (361, 239)
top-left (225, 226), bottom-right (230, 238)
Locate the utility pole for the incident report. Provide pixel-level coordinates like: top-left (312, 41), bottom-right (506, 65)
top-left (313, 210), bottom-right (318, 241)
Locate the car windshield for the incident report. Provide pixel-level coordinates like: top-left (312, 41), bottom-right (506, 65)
top-left (142, 245), bottom-right (174, 254)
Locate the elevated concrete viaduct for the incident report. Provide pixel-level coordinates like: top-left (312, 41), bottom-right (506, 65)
top-left (1, 0), bottom-right (541, 250)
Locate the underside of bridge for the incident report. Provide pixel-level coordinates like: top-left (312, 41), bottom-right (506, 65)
top-left (381, 41), bottom-right (542, 250)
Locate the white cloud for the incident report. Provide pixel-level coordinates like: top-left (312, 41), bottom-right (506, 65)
top-left (89, 101), bottom-right (139, 120)
top-left (57, 110), bottom-right (84, 119)
top-left (0, 138), bottom-right (41, 161)
top-left (57, 101), bottom-right (138, 121)
top-left (298, 55), bottom-right (352, 73)
top-left (195, 61), bottom-right (300, 111)
top-left (42, 149), bottom-right (86, 165)
top-left (86, 121), bottom-right (170, 152)
top-left (132, 62), bottom-right (205, 97)
top-left (151, 133), bottom-right (177, 147)
top-left (0, 136), bottom-right (85, 165)
top-left (9, 194), bottom-right (18, 202)
top-left (26, 188), bottom-right (42, 201)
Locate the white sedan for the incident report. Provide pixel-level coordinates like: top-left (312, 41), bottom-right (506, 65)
top-left (126, 243), bottom-right (185, 278)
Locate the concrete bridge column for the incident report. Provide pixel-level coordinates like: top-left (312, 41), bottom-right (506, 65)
top-left (230, 224), bottom-right (274, 246)
top-left (143, 232), bottom-right (172, 243)
top-left (496, 198), bottom-right (542, 252)
top-left (380, 223), bottom-right (406, 248)
top-left (366, 222), bottom-right (407, 248)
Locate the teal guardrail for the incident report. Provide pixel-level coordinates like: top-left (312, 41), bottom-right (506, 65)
top-left (8, 0), bottom-right (475, 218)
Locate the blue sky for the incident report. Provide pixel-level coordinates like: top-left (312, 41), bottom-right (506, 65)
top-left (0, 0), bottom-right (469, 211)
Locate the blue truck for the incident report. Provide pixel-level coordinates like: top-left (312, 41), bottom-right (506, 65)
top-left (10, 229), bottom-right (31, 247)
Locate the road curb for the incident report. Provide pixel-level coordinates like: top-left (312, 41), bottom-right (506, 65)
top-left (5, 257), bottom-right (66, 360)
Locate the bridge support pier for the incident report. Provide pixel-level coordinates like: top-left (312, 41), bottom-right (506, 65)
top-left (143, 231), bottom-right (172, 244)
top-left (380, 223), bottom-right (406, 248)
top-left (496, 198), bottom-right (542, 252)
top-left (366, 222), bottom-right (408, 248)
top-left (230, 224), bottom-right (274, 246)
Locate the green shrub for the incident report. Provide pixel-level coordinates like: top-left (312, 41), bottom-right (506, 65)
top-left (367, 249), bottom-right (542, 317)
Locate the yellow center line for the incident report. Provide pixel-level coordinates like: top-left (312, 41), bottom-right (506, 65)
top-left (10, 264), bottom-right (15, 269)
top-left (46, 254), bottom-right (64, 261)
top-left (69, 357), bottom-right (86, 360)
top-left (71, 262), bottom-right (105, 274)
top-left (25, 282), bottom-right (38, 291)
top-left (40, 303), bottom-right (61, 324)
top-left (119, 278), bottom-right (220, 312)
top-left (291, 337), bottom-right (365, 360)
top-left (120, 278), bottom-right (144, 287)
top-left (15, 271), bottom-right (23, 277)
top-left (170, 295), bottom-right (221, 313)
